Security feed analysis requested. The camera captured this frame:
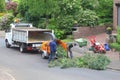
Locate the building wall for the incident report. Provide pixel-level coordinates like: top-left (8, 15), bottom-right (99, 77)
top-left (113, 0), bottom-right (120, 29)
top-left (73, 26), bottom-right (106, 39)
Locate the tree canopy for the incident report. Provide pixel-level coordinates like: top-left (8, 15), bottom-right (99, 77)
top-left (12, 0), bottom-right (114, 39)
top-left (0, 0), bottom-right (5, 12)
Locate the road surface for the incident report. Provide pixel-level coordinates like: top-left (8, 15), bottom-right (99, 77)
top-left (0, 37), bottom-right (120, 80)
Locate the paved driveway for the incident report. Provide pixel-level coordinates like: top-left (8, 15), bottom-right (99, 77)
top-left (72, 32), bottom-right (120, 70)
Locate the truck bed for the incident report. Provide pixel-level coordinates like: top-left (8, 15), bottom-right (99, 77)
top-left (12, 27), bottom-right (53, 43)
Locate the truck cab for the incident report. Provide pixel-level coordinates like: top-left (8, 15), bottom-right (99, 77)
top-left (5, 23), bottom-right (33, 47)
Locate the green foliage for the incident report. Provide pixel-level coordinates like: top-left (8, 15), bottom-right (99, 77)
top-left (0, 14), bottom-right (14, 30)
top-left (117, 27), bottom-right (120, 44)
top-left (17, 0), bottom-right (112, 39)
top-left (0, 0), bottom-right (5, 12)
top-left (81, 0), bottom-right (113, 25)
top-left (54, 29), bottom-right (65, 39)
top-left (109, 43), bottom-right (120, 51)
top-left (13, 0), bottom-right (20, 3)
top-left (117, 36), bottom-right (120, 44)
top-left (109, 27), bottom-right (120, 52)
top-left (75, 9), bottom-right (98, 26)
top-left (37, 18), bottom-right (46, 29)
top-left (86, 54), bottom-right (110, 70)
top-left (107, 28), bottom-right (118, 48)
top-left (56, 45), bottom-right (67, 58)
top-left (18, 0), bottom-right (59, 27)
top-left (62, 39), bottom-right (73, 43)
top-left (81, 0), bottom-right (99, 10)
top-left (108, 31), bottom-right (120, 65)
top-left (106, 27), bottom-right (112, 35)
top-left (49, 53), bottom-right (110, 70)
top-left (48, 24), bottom-right (65, 39)
top-left (94, 0), bottom-right (113, 25)
top-left (58, 0), bottom-right (82, 15)
top-left (48, 58), bottom-right (78, 68)
top-left (27, 0), bottom-right (59, 16)
top-left (17, 2), bottom-right (102, 35)
top-left (57, 15), bottom-right (74, 35)
top-left (18, 1), bottom-right (28, 17)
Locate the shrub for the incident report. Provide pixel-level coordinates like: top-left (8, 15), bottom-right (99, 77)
top-left (0, 14), bottom-right (14, 30)
top-left (75, 9), bottom-right (98, 27)
top-left (48, 24), bottom-right (66, 39)
top-left (109, 43), bottom-right (120, 51)
top-left (117, 27), bottom-right (120, 44)
top-left (109, 27), bottom-right (120, 51)
top-left (57, 15), bottom-right (74, 35)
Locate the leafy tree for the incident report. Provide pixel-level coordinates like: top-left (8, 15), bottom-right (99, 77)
top-left (75, 9), bottom-right (98, 27)
top-left (81, 0), bottom-right (99, 10)
top-left (17, 0), bottom-right (100, 39)
top-left (12, 0), bottom-right (20, 3)
top-left (6, 1), bottom-right (18, 16)
top-left (18, 0), bottom-right (59, 27)
top-left (95, 0), bottom-right (113, 24)
top-left (17, 0), bottom-right (104, 39)
top-left (0, 14), bottom-right (14, 30)
top-left (55, 0), bottom-right (98, 35)
top-left (18, 0), bottom-right (28, 17)
top-left (81, 0), bottom-right (113, 25)
top-left (54, 0), bottom-right (82, 35)
top-left (57, 0), bottom-right (82, 15)
top-left (0, 0), bottom-right (5, 12)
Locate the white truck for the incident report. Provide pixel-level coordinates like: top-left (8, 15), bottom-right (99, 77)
top-left (5, 23), bottom-right (55, 53)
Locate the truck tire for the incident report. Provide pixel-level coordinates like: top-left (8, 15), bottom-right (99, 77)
top-left (5, 40), bottom-right (11, 48)
top-left (20, 44), bottom-right (26, 53)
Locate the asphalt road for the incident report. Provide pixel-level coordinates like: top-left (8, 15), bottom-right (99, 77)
top-left (0, 37), bottom-right (120, 80)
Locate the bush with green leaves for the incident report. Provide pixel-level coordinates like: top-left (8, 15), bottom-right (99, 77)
top-left (0, 0), bottom-right (5, 12)
top-left (0, 14), bottom-right (14, 30)
top-left (109, 43), bottom-right (120, 51)
top-left (48, 24), bottom-right (65, 39)
top-left (48, 53), bottom-right (110, 70)
top-left (57, 15), bottom-right (74, 35)
top-left (117, 27), bottom-right (120, 44)
top-left (75, 9), bottom-right (98, 27)
top-left (17, 0), bottom-right (100, 40)
top-left (109, 27), bottom-right (120, 60)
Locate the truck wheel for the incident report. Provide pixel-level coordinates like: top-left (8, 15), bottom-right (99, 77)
top-left (20, 44), bottom-right (25, 53)
top-left (5, 40), bottom-right (11, 48)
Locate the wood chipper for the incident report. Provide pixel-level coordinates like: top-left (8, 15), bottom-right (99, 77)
top-left (88, 36), bottom-right (106, 53)
top-left (39, 40), bottom-right (68, 59)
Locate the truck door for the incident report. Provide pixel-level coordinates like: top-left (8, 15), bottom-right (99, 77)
top-left (5, 28), bottom-right (13, 45)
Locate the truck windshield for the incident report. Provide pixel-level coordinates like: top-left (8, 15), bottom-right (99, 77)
top-left (15, 24), bottom-right (30, 27)
top-left (14, 23), bottom-right (32, 27)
